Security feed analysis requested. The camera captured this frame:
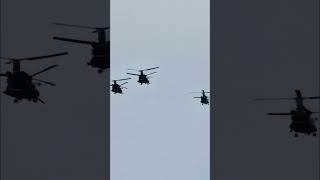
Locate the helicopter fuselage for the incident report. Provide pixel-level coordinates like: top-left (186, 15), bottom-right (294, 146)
top-left (289, 100), bottom-right (317, 136)
top-left (111, 84), bottom-right (123, 94)
top-left (138, 75), bottom-right (149, 84)
top-left (88, 42), bottom-right (110, 72)
top-left (201, 96), bottom-right (209, 105)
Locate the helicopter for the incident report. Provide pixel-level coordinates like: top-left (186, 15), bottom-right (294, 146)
top-left (0, 52), bottom-right (68, 104)
top-left (252, 89), bottom-right (320, 137)
top-left (126, 67), bottom-right (159, 85)
top-left (191, 90), bottom-right (210, 105)
top-left (110, 78), bottom-right (131, 94)
top-left (53, 23), bottom-right (110, 73)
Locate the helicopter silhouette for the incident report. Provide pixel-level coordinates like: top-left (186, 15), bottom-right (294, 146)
top-left (53, 23), bottom-right (110, 73)
top-left (252, 89), bottom-right (320, 137)
top-left (0, 52), bottom-right (68, 104)
top-left (191, 90), bottom-right (210, 105)
top-left (127, 67), bottom-right (159, 85)
top-left (110, 78), bottom-right (131, 94)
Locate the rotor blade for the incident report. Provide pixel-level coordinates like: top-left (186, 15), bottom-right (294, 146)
top-left (267, 113), bottom-right (292, 115)
top-left (126, 73), bottom-right (140, 76)
top-left (92, 27), bottom-right (110, 33)
top-left (53, 22), bottom-right (108, 30)
top-left (114, 78), bottom-right (131, 81)
top-left (0, 73), bottom-right (8, 77)
top-left (0, 52), bottom-right (68, 62)
top-left (120, 82), bottom-right (128, 86)
top-left (193, 97), bottom-right (202, 98)
top-left (53, 37), bottom-right (96, 45)
top-left (0, 57), bottom-right (18, 61)
top-left (32, 78), bottom-right (56, 86)
top-left (127, 68), bottom-right (140, 71)
top-left (146, 72), bottom-right (157, 76)
top-left (38, 98), bottom-right (45, 104)
top-left (141, 67), bottom-right (159, 71)
top-left (302, 97), bottom-right (320, 100)
top-left (250, 98), bottom-right (295, 101)
top-left (19, 52), bottom-right (69, 61)
top-left (31, 65), bottom-right (58, 77)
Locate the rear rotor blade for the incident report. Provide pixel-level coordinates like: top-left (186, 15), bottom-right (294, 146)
top-left (0, 73), bottom-right (8, 77)
top-left (32, 78), bottom-right (56, 86)
top-left (31, 65), bottom-right (58, 77)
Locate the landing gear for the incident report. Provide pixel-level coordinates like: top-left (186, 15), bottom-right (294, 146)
top-left (294, 133), bottom-right (298, 137)
top-left (98, 69), bottom-right (103, 74)
top-left (14, 99), bottom-right (19, 103)
top-left (313, 133), bottom-right (317, 137)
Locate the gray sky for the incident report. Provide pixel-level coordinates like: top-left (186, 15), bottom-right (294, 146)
top-left (212, 0), bottom-right (319, 179)
top-left (1, 0), bottom-right (109, 179)
top-left (110, 0), bottom-right (210, 179)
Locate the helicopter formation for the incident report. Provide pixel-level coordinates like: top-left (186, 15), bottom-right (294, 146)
top-left (0, 22), bottom-right (109, 104)
top-left (1, 22), bottom-right (318, 138)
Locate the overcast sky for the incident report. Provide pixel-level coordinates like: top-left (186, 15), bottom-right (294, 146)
top-left (110, 0), bottom-right (210, 180)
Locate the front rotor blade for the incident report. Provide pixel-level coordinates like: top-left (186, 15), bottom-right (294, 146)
top-left (31, 65), bottom-right (58, 77)
top-left (32, 78), bottom-right (56, 86)
top-left (141, 67), bottom-right (159, 71)
top-left (193, 97), bottom-right (202, 98)
top-left (127, 73), bottom-right (140, 76)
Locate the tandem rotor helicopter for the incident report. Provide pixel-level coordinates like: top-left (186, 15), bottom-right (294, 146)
top-left (0, 52), bottom-right (68, 104)
top-left (110, 78), bottom-right (131, 94)
top-left (53, 23), bottom-right (110, 73)
top-left (127, 67), bottom-right (159, 85)
top-left (191, 90), bottom-right (210, 105)
top-left (252, 89), bottom-right (320, 137)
